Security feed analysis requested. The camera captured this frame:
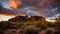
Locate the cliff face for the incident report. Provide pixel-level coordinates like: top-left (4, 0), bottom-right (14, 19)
top-left (8, 15), bottom-right (45, 22)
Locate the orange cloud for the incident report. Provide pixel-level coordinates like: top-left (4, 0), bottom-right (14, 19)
top-left (9, 0), bottom-right (23, 9)
top-left (0, 14), bottom-right (16, 16)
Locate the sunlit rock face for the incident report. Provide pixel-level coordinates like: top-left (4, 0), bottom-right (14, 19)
top-left (8, 15), bottom-right (46, 22)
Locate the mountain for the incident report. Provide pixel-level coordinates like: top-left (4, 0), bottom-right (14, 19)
top-left (8, 15), bottom-right (45, 22)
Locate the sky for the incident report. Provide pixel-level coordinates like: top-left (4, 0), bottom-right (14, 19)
top-left (0, 14), bottom-right (15, 21)
top-left (0, 0), bottom-right (60, 21)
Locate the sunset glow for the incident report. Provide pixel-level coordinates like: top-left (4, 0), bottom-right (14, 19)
top-left (0, 0), bottom-right (60, 22)
top-left (0, 15), bottom-right (15, 21)
top-left (9, 0), bottom-right (23, 9)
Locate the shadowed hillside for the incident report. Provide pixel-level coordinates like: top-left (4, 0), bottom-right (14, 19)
top-left (0, 15), bottom-right (60, 34)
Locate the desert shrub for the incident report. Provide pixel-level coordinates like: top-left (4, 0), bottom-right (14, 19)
top-left (45, 21), bottom-right (60, 27)
top-left (24, 28), bottom-right (38, 34)
top-left (24, 21), bottom-right (34, 26)
top-left (45, 22), bottom-right (55, 27)
top-left (0, 21), bottom-right (12, 30)
top-left (46, 30), bottom-right (53, 34)
top-left (9, 22), bottom-right (24, 29)
top-left (54, 31), bottom-right (60, 34)
top-left (35, 22), bottom-right (47, 30)
top-left (0, 30), bottom-right (4, 34)
top-left (55, 22), bottom-right (60, 27)
top-left (9, 24), bottom-right (18, 29)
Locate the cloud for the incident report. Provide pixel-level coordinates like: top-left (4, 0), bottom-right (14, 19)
top-left (0, 5), bottom-right (16, 16)
top-left (9, 0), bottom-right (23, 9)
top-left (0, 14), bottom-right (15, 21)
top-left (48, 0), bottom-right (60, 7)
top-left (0, 0), bottom-right (60, 17)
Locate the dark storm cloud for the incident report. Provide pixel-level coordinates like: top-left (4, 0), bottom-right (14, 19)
top-left (0, 4), bottom-right (16, 15)
top-left (0, 8), bottom-right (15, 15)
top-left (1, 0), bottom-right (60, 8)
top-left (48, 0), bottom-right (60, 8)
top-left (53, 0), bottom-right (60, 7)
top-left (0, 0), bottom-right (10, 9)
top-left (0, 0), bottom-right (60, 17)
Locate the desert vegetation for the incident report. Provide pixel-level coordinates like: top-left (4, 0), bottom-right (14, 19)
top-left (0, 15), bottom-right (60, 34)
